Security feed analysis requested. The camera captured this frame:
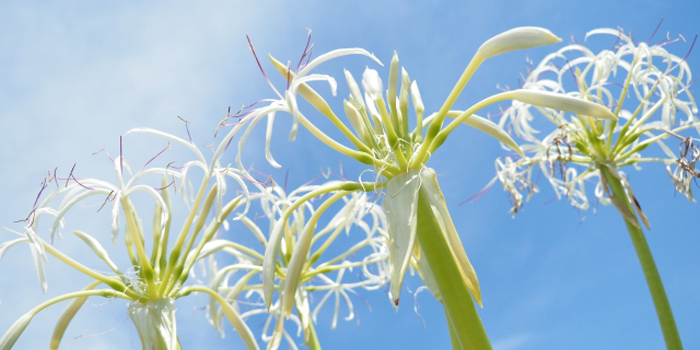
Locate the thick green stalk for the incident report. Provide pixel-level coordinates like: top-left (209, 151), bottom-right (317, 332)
top-left (446, 307), bottom-right (462, 350)
top-left (415, 191), bottom-right (491, 350)
top-left (306, 319), bottom-right (322, 350)
top-left (600, 166), bottom-right (683, 350)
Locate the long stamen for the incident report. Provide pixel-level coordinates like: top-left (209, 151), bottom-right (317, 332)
top-left (647, 18), bottom-right (664, 43)
top-left (296, 29), bottom-right (313, 72)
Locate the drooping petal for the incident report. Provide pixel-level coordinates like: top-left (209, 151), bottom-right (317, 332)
top-left (283, 192), bottom-right (346, 316)
top-left (296, 48), bottom-right (382, 79)
top-left (50, 281), bottom-right (101, 350)
top-left (384, 170), bottom-right (421, 305)
top-left (0, 311), bottom-right (33, 350)
top-left (262, 218), bottom-right (285, 309)
top-left (0, 238), bottom-right (29, 262)
top-left (461, 114), bottom-right (524, 157)
top-left (73, 231), bottom-right (121, 274)
top-left (265, 112), bottom-right (282, 168)
top-left (27, 236), bottom-right (48, 293)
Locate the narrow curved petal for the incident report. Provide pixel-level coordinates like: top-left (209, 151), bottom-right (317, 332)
top-left (0, 312), bottom-right (33, 350)
top-left (283, 192), bottom-right (345, 316)
top-left (265, 112), bottom-right (282, 168)
top-left (297, 48), bottom-right (382, 78)
top-left (73, 231), bottom-right (120, 274)
top-left (51, 281), bottom-right (100, 350)
top-left (262, 219), bottom-right (285, 309)
top-left (462, 114), bottom-right (524, 157)
top-left (508, 89), bottom-right (617, 119)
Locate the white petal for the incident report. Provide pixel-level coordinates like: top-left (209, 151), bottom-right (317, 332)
top-left (28, 240), bottom-right (48, 294)
top-left (73, 231), bottom-right (120, 273)
top-left (297, 48), bottom-right (382, 78)
top-left (265, 112), bottom-right (282, 168)
top-left (0, 311), bottom-right (33, 350)
top-left (262, 219), bottom-right (285, 309)
top-left (462, 114), bottom-right (523, 157)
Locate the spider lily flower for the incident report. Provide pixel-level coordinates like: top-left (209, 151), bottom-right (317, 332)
top-left (495, 27), bottom-right (699, 218)
top-left (494, 27), bottom-right (698, 349)
top-left (0, 126), bottom-right (262, 350)
top-left (233, 26), bottom-right (620, 350)
top-left (198, 181), bottom-right (390, 350)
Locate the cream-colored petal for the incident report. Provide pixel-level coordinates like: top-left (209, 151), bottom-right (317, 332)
top-left (283, 192), bottom-right (346, 316)
top-left (0, 312), bottom-right (33, 350)
top-left (461, 114), bottom-right (524, 157)
top-left (73, 231), bottom-right (120, 274)
top-left (262, 219), bottom-right (285, 309)
top-left (509, 89), bottom-right (616, 119)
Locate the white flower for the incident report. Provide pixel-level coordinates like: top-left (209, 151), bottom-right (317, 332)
top-left (495, 27), bottom-right (699, 218)
top-left (203, 181), bottom-right (391, 350)
top-left (0, 125), bottom-right (259, 349)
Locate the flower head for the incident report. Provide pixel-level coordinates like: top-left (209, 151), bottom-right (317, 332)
top-left (0, 124), bottom-right (262, 350)
top-left (495, 27), bottom-right (699, 224)
top-left (199, 179), bottom-right (391, 350)
top-left (235, 27), bottom-right (617, 308)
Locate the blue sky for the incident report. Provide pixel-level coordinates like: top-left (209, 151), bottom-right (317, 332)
top-left (1, 1), bottom-right (699, 349)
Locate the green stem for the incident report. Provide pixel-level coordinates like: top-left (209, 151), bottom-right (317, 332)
top-left (446, 306), bottom-right (462, 350)
top-left (307, 323), bottom-right (322, 350)
top-left (600, 166), bottom-right (683, 350)
top-left (416, 191), bottom-right (491, 350)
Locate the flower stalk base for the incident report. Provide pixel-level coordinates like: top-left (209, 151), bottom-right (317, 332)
top-left (415, 191), bottom-right (492, 350)
top-left (600, 166), bottom-right (683, 350)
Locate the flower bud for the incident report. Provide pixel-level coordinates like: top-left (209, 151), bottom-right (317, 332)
top-left (345, 69), bottom-right (366, 114)
top-left (362, 67), bottom-right (383, 101)
top-left (410, 81), bottom-right (425, 142)
top-left (344, 99), bottom-right (371, 145)
top-left (509, 89), bottom-right (616, 119)
top-left (478, 27), bottom-right (561, 59)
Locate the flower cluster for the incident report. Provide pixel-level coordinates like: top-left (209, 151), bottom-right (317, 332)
top-left (0, 116), bottom-right (393, 350)
top-left (496, 28), bottom-right (699, 220)
top-left (2, 26), bottom-right (643, 350)
top-left (228, 27), bottom-right (618, 350)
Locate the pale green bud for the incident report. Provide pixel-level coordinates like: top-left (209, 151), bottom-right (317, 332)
top-left (362, 67), bottom-right (383, 101)
top-left (478, 27), bottom-right (562, 59)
